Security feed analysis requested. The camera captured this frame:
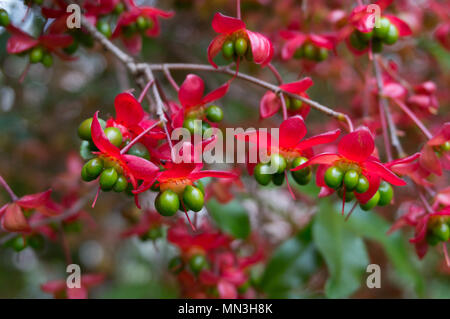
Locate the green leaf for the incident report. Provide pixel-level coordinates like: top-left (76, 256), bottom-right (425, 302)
top-left (260, 232), bottom-right (319, 298)
top-left (344, 206), bottom-right (425, 297)
top-left (313, 201), bottom-right (369, 298)
top-left (206, 199), bottom-right (250, 239)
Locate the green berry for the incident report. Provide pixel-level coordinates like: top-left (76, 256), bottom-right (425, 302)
top-left (374, 17), bottom-right (390, 39)
top-left (442, 141), bottom-right (450, 152)
top-left (96, 20), bottom-right (111, 38)
top-left (360, 191), bottom-right (380, 211)
top-left (122, 22), bottom-right (137, 38)
top-left (324, 166), bottom-right (344, 189)
top-left (291, 99), bottom-right (303, 111)
top-left (303, 43), bottom-right (318, 60)
top-left (168, 256), bottom-right (184, 274)
top-left (349, 31), bottom-right (367, 51)
top-left (126, 142), bottom-right (150, 160)
top-left (432, 223), bottom-right (450, 242)
top-left (426, 233), bottom-right (440, 246)
top-left (270, 153), bottom-right (287, 174)
top-left (142, 227), bottom-right (163, 241)
top-left (63, 40), bottom-right (78, 55)
top-left (0, 9), bottom-right (10, 27)
top-left (206, 105), bottom-right (223, 122)
top-left (202, 121), bottom-right (212, 134)
top-left (136, 16), bottom-right (149, 31)
top-left (104, 127), bottom-right (123, 147)
top-left (222, 40), bottom-right (235, 60)
top-left (316, 48), bottom-right (329, 61)
top-left (254, 163), bottom-right (272, 186)
top-left (78, 117), bottom-right (106, 141)
top-left (113, 175), bottom-right (128, 192)
top-left (284, 96), bottom-right (291, 110)
top-left (155, 190), bottom-right (180, 216)
top-left (293, 46), bottom-right (304, 59)
top-left (356, 30), bottom-right (373, 43)
top-left (99, 167), bottom-right (118, 191)
top-left (338, 188), bottom-right (356, 202)
top-left (183, 118), bottom-right (202, 135)
top-left (81, 165), bottom-right (95, 182)
top-left (85, 158), bottom-right (104, 179)
top-left (343, 169), bottom-right (359, 191)
top-left (29, 47), bottom-right (44, 64)
top-left (11, 236), bottom-right (27, 252)
top-left (377, 181), bottom-right (393, 206)
top-left (292, 169), bottom-right (311, 185)
top-left (272, 172), bottom-right (285, 186)
top-left (383, 24), bottom-right (399, 45)
top-left (372, 38), bottom-right (383, 53)
top-left (234, 37), bottom-right (248, 56)
top-left (291, 157), bottom-right (310, 179)
top-left (189, 254), bottom-right (208, 275)
top-left (195, 180), bottom-right (205, 195)
top-left (182, 185), bottom-right (204, 212)
top-left (114, 2), bottom-right (125, 14)
top-left (28, 234), bottom-right (45, 250)
top-left (355, 175), bottom-right (369, 193)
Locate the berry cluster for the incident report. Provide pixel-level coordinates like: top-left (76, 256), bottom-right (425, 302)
top-left (293, 42), bottom-right (329, 62)
top-left (349, 17), bottom-right (400, 53)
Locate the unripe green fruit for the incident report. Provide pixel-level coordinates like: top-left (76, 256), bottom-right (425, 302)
top-left (206, 105), bottom-right (223, 122)
top-left (324, 166), bottom-right (344, 189)
top-left (104, 127), bottom-right (123, 147)
top-left (291, 157), bottom-right (311, 183)
top-left (81, 165), bottom-right (95, 182)
top-left (155, 190), bottom-right (180, 216)
top-left (222, 40), bottom-right (235, 60)
top-left (99, 167), bottom-right (118, 191)
top-left (377, 181), bottom-right (393, 206)
top-left (284, 96), bottom-right (291, 110)
top-left (42, 53), bottom-right (53, 68)
top-left (432, 223), bottom-right (450, 242)
top-left (136, 16), bottom-right (150, 31)
top-left (290, 98), bottom-right (303, 111)
top-left (11, 236), bottom-right (27, 252)
top-left (78, 117), bottom-right (106, 141)
top-left (122, 22), bottom-right (137, 38)
top-left (126, 142), bottom-right (150, 160)
top-left (355, 175), bottom-right (369, 193)
top-left (183, 185), bottom-right (204, 212)
top-left (142, 226), bottom-right (163, 241)
top-left (85, 157), bottom-right (104, 178)
top-left (234, 37), bottom-right (248, 56)
top-left (189, 254), bottom-right (208, 275)
top-left (360, 191), bottom-right (380, 211)
top-left (195, 180), bottom-right (205, 195)
top-left (293, 46), bottom-right (304, 59)
top-left (270, 153), bottom-right (287, 174)
top-left (0, 9), bottom-right (10, 27)
top-left (303, 43), bottom-right (317, 60)
top-left (316, 48), bottom-right (329, 61)
top-left (28, 234), bottom-right (45, 250)
top-left (168, 256), bottom-right (184, 274)
top-left (96, 20), bottom-right (111, 38)
top-left (349, 31), bottom-right (367, 51)
top-left (113, 175), bottom-right (128, 192)
top-left (356, 30), bottom-right (373, 43)
top-left (29, 47), bottom-right (44, 64)
top-left (64, 40), bottom-right (79, 55)
top-left (114, 2), bottom-right (125, 14)
top-left (343, 169), bottom-right (359, 191)
top-left (183, 118), bottom-right (202, 135)
top-left (383, 24), bottom-right (399, 45)
top-left (442, 141), bottom-right (450, 152)
top-left (426, 233), bottom-right (440, 246)
top-left (372, 38), bottom-right (383, 53)
top-left (374, 17), bottom-right (391, 39)
top-left (202, 121), bottom-right (212, 134)
top-left (272, 172), bottom-right (285, 186)
top-left (254, 163), bottom-right (272, 186)
top-left (292, 170), bottom-right (311, 185)
top-left (338, 188), bottom-right (356, 202)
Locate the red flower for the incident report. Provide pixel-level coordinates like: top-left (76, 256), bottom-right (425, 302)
top-left (170, 74), bottom-right (229, 128)
top-left (385, 152), bottom-right (431, 187)
top-left (435, 22), bottom-right (450, 51)
top-left (205, 168), bottom-right (244, 204)
top-left (6, 25), bottom-right (73, 60)
top-left (0, 190), bottom-right (60, 233)
top-left (207, 13), bottom-right (273, 68)
top-left (112, 1), bottom-right (174, 54)
top-left (419, 123), bottom-right (450, 176)
top-left (291, 127), bottom-right (407, 203)
top-left (90, 112), bottom-right (160, 206)
top-left (260, 78), bottom-right (313, 119)
top-left (279, 30), bottom-right (335, 60)
top-left (41, 273), bottom-right (104, 299)
top-left (406, 81), bottom-right (439, 115)
top-left (121, 210), bottom-right (163, 238)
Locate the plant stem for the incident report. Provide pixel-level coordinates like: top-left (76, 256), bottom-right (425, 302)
top-left (0, 175), bottom-right (17, 201)
top-left (392, 98), bottom-right (433, 139)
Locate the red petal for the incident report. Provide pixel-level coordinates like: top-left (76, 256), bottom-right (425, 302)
top-left (259, 91), bottom-right (280, 119)
top-left (217, 280), bottom-right (238, 299)
top-left (7, 34), bottom-right (38, 54)
top-left (91, 111), bottom-right (121, 157)
top-left (385, 152), bottom-right (420, 168)
top-left (279, 116), bottom-right (307, 148)
top-left (114, 92), bottom-right (144, 126)
top-left (141, 6), bottom-right (174, 18)
top-left (122, 34), bottom-right (142, 55)
top-left (247, 30), bottom-right (274, 66)
top-left (2, 203), bottom-right (30, 232)
top-left (67, 287), bottom-right (88, 299)
top-left (383, 82), bottom-right (407, 99)
top-left (364, 160), bottom-right (407, 186)
top-left (295, 129), bottom-right (341, 151)
top-left (428, 122), bottom-right (450, 147)
top-left (17, 189), bottom-right (52, 208)
top-left (122, 154), bottom-right (160, 181)
top-left (309, 34), bottom-right (335, 50)
top-left (41, 280), bottom-right (65, 293)
top-left (281, 33), bottom-right (306, 60)
top-left (207, 34), bottom-right (228, 68)
top-left (81, 273), bottom-right (105, 287)
top-left (39, 34), bottom-right (73, 50)
top-left (376, 0), bottom-right (394, 11)
top-left (384, 15), bottom-right (412, 36)
top-left (420, 145), bottom-right (442, 176)
top-left (338, 127), bottom-right (374, 162)
top-left (179, 74), bottom-right (205, 108)
top-left (290, 153), bottom-right (341, 172)
top-left (201, 82), bottom-right (229, 105)
top-left (211, 13), bottom-right (245, 34)
top-left (280, 78), bottom-right (314, 94)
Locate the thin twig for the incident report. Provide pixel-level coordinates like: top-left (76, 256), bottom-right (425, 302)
top-left (391, 98), bottom-right (433, 139)
top-left (0, 175), bottom-right (18, 201)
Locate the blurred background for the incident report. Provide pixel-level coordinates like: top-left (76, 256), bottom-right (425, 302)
top-left (0, 0), bottom-right (449, 298)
